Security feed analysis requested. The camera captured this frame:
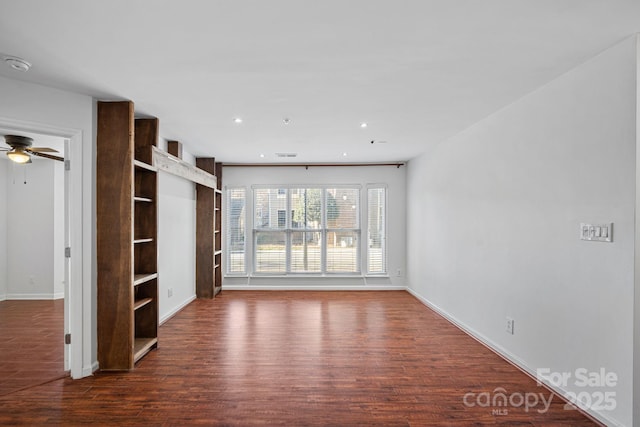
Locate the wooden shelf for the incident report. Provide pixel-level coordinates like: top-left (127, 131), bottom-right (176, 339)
top-left (98, 101), bottom-right (159, 371)
top-left (133, 337), bottom-right (158, 362)
top-left (134, 297), bottom-right (153, 310)
top-left (195, 158), bottom-right (223, 299)
top-left (134, 238), bottom-right (154, 244)
top-left (134, 159), bottom-right (157, 172)
top-left (134, 273), bottom-right (158, 286)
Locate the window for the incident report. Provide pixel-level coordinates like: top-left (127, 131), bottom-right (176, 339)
top-left (253, 187), bottom-right (360, 274)
top-left (277, 210), bottom-right (286, 228)
top-left (226, 187), bottom-right (246, 274)
top-left (227, 184), bottom-right (387, 277)
top-left (326, 188), bottom-right (359, 273)
top-left (367, 187), bottom-right (386, 274)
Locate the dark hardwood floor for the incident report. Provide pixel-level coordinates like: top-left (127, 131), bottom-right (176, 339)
top-left (0, 291), bottom-right (597, 425)
top-left (0, 299), bottom-right (66, 396)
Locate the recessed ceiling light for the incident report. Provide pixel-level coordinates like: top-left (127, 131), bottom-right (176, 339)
top-left (3, 55), bottom-right (31, 72)
top-left (360, 122), bottom-right (368, 128)
top-left (233, 117), bottom-right (243, 124)
top-left (342, 152), bottom-right (348, 157)
top-left (283, 118), bottom-right (290, 125)
top-left (259, 153), bottom-right (265, 158)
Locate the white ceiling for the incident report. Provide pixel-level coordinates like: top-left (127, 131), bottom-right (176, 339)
top-left (0, 1), bottom-right (638, 164)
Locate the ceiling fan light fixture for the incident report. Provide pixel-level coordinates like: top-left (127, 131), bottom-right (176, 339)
top-left (7, 148), bottom-right (31, 164)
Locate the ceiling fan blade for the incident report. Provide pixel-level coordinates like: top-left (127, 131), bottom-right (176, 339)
top-left (30, 151), bottom-right (64, 162)
top-left (29, 147), bottom-right (59, 153)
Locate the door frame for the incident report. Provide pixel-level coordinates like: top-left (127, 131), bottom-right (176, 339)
top-left (0, 117), bottom-right (84, 379)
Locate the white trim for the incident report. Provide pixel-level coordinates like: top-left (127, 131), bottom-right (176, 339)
top-left (160, 295), bottom-right (197, 325)
top-left (5, 293), bottom-right (64, 300)
top-left (224, 285), bottom-right (405, 291)
top-left (0, 295), bottom-right (5, 301)
top-left (634, 31), bottom-right (640, 427)
top-left (405, 287), bottom-right (616, 427)
top-left (84, 361), bottom-right (99, 378)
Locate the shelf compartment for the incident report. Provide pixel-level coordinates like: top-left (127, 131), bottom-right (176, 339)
top-left (133, 337), bottom-right (158, 363)
top-left (134, 297), bottom-right (153, 310)
top-left (134, 159), bottom-right (157, 172)
top-left (134, 273), bottom-right (158, 286)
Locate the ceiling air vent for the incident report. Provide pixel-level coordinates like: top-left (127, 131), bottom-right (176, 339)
top-left (275, 152), bottom-right (297, 158)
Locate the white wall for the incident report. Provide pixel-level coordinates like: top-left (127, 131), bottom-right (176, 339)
top-left (406, 37), bottom-right (637, 426)
top-left (156, 145), bottom-right (197, 323)
top-left (223, 165), bottom-right (407, 289)
top-left (5, 159), bottom-right (64, 299)
top-left (0, 160), bottom-right (7, 300)
top-left (0, 75), bottom-right (94, 378)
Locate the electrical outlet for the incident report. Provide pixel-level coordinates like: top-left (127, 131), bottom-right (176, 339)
top-left (168, 288), bottom-right (173, 298)
top-left (506, 317), bottom-right (515, 335)
top-left (396, 268), bottom-right (401, 277)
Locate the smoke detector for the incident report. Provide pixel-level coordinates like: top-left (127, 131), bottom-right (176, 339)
top-left (3, 55), bottom-right (31, 72)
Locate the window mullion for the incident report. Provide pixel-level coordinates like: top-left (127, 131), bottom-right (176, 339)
top-left (286, 189), bottom-right (291, 274)
top-left (321, 188), bottom-right (327, 274)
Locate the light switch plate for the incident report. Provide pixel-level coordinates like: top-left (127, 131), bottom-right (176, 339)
top-left (580, 223), bottom-right (613, 242)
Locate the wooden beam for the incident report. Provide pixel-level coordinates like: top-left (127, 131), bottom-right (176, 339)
top-left (195, 157), bottom-right (216, 299)
top-left (151, 146), bottom-right (217, 188)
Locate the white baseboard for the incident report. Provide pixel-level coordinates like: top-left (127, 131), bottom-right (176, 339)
top-left (160, 294), bottom-right (197, 325)
top-left (405, 287), bottom-right (618, 427)
top-left (6, 293), bottom-right (63, 300)
top-left (0, 294), bottom-right (6, 301)
top-left (223, 285), bottom-right (406, 291)
top-left (83, 361), bottom-right (99, 378)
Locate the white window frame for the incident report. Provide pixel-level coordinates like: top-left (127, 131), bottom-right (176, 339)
top-left (366, 184), bottom-right (387, 275)
top-left (225, 186), bottom-right (248, 276)
top-left (251, 185), bottom-right (361, 275)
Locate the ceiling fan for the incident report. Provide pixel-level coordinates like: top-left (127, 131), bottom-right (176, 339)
top-left (1, 134), bottom-right (63, 164)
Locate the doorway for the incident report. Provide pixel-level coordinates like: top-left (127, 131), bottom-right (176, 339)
top-left (0, 130), bottom-right (68, 395)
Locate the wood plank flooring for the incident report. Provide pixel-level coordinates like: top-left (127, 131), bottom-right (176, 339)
top-left (0, 291), bottom-right (598, 425)
top-left (0, 299), bottom-right (66, 396)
